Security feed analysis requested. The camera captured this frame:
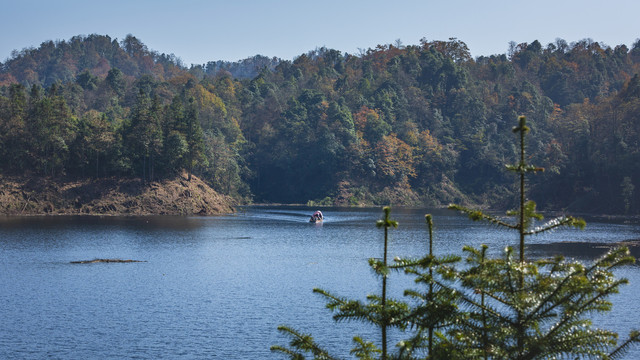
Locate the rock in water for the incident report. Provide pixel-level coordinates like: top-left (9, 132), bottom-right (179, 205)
top-left (70, 259), bottom-right (146, 264)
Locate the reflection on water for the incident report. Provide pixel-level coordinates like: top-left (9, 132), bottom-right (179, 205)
top-left (0, 206), bottom-right (638, 359)
top-left (0, 214), bottom-right (208, 229)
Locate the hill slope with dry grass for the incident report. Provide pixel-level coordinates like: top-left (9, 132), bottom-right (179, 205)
top-left (0, 173), bottom-right (234, 216)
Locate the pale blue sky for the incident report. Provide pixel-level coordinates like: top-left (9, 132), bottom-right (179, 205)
top-left (1, 0), bottom-right (639, 66)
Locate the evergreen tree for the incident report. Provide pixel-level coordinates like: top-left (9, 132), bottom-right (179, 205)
top-left (440, 116), bottom-right (639, 358)
top-left (105, 67), bottom-right (125, 98)
top-left (272, 116), bottom-right (639, 359)
top-left (161, 96), bottom-right (187, 173)
top-left (183, 96), bottom-right (205, 181)
top-left (26, 85), bottom-right (76, 176)
top-left (125, 89), bottom-right (162, 181)
top-left (0, 84), bottom-right (28, 170)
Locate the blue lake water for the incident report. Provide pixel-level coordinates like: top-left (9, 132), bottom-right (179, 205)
top-left (0, 206), bottom-right (638, 359)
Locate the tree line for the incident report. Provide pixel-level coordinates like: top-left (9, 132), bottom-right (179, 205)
top-left (1, 34), bottom-right (640, 213)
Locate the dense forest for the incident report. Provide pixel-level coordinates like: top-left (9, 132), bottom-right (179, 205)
top-left (1, 34), bottom-right (639, 214)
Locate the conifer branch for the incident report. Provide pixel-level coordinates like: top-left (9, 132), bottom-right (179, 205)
top-left (269, 346), bottom-right (306, 360)
top-left (525, 274), bottom-right (583, 322)
top-left (503, 248), bottom-right (519, 295)
top-left (395, 330), bottom-right (429, 359)
top-left (587, 246), bottom-right (635, 271)
top-left (542, 279), bottom-right (629, 345)
top-left (272, 326), bottom-right (338, 360)
top-left (448, 204), bottom-right (518, 229)
top-left (350, 336), bottom-right (381, 359)
top-left (369, 258), bottom-right (390, 277)
top-left (608, 330), bottom-right (640, 360)
top-left (312, 288), bottom-right (347, 306)
top-left (390, 254), bottom-right (461, 271)
top-left (505, 164), bottom-right (545, 173)
top-left (444, 282), bottom-right (510, 323)
top-left (376, 206), bottom-right (398, 230)
top-left (525, 215), bottom-right (586, 235)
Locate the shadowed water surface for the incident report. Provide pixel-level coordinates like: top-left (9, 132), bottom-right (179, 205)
top-left (0, 206), bottom-right (638, 358)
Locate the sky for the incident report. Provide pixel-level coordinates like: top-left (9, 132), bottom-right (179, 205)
top-left (1, 0), bottom-right (639, 66)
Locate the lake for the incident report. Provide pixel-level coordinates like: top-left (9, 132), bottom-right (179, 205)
top-left (0, 206), bottom-right (638, 359)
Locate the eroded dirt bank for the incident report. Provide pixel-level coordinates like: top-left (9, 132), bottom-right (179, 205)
top-left (0, 173), bottom-right (234, 216)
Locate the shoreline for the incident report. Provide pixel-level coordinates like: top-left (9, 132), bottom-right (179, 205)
top-left (2, 178), bottom-right (638, 222)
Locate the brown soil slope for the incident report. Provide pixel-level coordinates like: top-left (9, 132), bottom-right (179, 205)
top-left (0, 173), bottom-right (234, 215)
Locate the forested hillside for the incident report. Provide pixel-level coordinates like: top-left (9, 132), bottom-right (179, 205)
top-left (1, 34), bottom-right (639, 214)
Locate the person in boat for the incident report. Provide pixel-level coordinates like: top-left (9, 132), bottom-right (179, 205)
top-left (310, 210), bottom-right (324, 222)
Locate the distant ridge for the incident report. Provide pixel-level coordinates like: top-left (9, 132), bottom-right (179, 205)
top-left (0, 33), bottom-right (283, 87)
